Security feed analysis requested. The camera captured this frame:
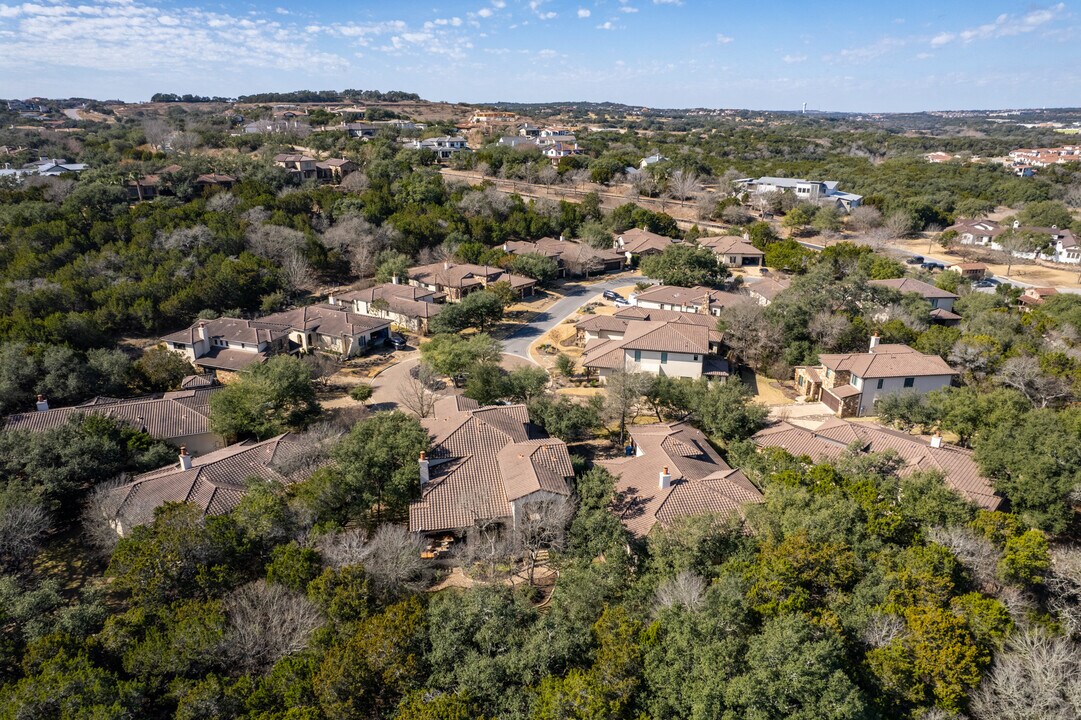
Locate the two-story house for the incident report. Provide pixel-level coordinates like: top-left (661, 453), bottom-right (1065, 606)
top-left (613, 228), bottom-right (677, 260)
top-left (501, 236), bottom-right (626, 277)
top-left (404, 136), bottom-right (470, 161)
top-left (273, 154), bottom-right (317, 180)
top-left (794, 337), bottom-right (957, 418)
top-left (736, 176), bottom-right (863, 212)
top-left (948, 218), bottom-right (1080, 265)
top-left (331, 282), bottom-right (445, 334)
top-left (581, 320), bottom-right (729, 381)
top-left (868, 278), bottom-right (961, 324)
top-left (407, 261), bottom-right (536, 301)
top-left (576, 306), bottom-right (723, 354)
top-left (632, 284), bottom-right (747, 316)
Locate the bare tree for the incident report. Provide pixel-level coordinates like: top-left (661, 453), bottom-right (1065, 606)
top-left (808, 310), bottom-right (852, 350)
top-left (696, 192), bottom-right (719, 221)
top-left (0, 497), bottom-right (49, 571)
top-left (970, 630), bottom-right (1081, 720)
top-left (848, 205), bottom-right (883, 231)
top-left (456, 490), bottom-right (514, 580)
top-left (512, 495), bottom-right (574, 585)
top-left (604, 370), bottom-right (652, 445)
top-left (631, 172), bottom-right (658, 198)
top-left (884, 211), bottom-right (916, 240)
top-left (142, 118), bottom-right (171, 152)
top-left (926, 525), bottom-right (1002, 592)
top-left (304, 352), bottom-right (340, 386)
top-left (282, 251), bottom-right (315, 295)
top-left (721, 204), bottom-right (751, 225)
top-left (206, 192), bottom-right (238, 213)
top-left (860, 613), bottom-right (906, 648)
top-left (669, 170), bottom-right (701, 204)
top-left (167, 130), bottom-right (201, 154)
top-left (715, 168), bottom-right (744, 197)
top-left (225, 580), bottom-right (322, 674)
top-left (570, 169), bottom-right (590, 197)
top-left (398, 361), bottom-right (442, 417)
top-left (719, 303), bottom-right (782, 371)
top-left (81, 479), bottom-right (130, 558)
top-left (538, 165), bottom-right (559, 195)
top-left (997, 356), bottom-right (1073, 408)
top-left (157, 224), bottom-right (214, 253)
top-left (246, 223), bottom-right (306, 263)
top-left (339, 171), bottom-right (369, 193)
top-left (654, 570), bottom-right (707, 611)
top-left (359, 524), bottom-right (429, 596)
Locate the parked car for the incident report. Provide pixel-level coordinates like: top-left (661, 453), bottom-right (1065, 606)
top-left (973, 279), bottom-right (995, 288)
top-left (759, 267), bottom-right (770, 274)
top-left (905, 255), bottom-right (925, 265)
top-left (613, 298), bottom-right (631, 308)
top-left (390, 332), bottom-right (407, 350)
top-left (602, 289), bottom-right (622, 301)
top-left (920, 261), bottom-right (945, 271)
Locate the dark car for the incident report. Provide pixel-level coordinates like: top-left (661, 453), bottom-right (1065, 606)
top-left (389, 332), bottom-right (407, 350)
top-left (973, 279), bottom-right (995, 288)
top-left (602, 289), bottom-right (622, 301)
top-left (905, 255), bottom-right (925, 265)
top-left (920, 261), bottom-right (944, 271)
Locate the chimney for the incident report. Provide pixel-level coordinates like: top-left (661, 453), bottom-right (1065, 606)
top-left (869, 333), bottom-right (880, 353)
top-left (419, 451), bottom-right (430, 485)
top-left (391, 274), bottom-right (400, 285)
top-left (197, 322), bottom-right (207, 341)
top-left (35, 394), bottom-right (48, 412)
top-left (930, 432), bottom-right (943, 449)
top-left (659, 466), bottom-right (672, 490)
top-left (444, 261), bottom-right (451, 270)
top-left (559, 234), bottom-right (565, 242)
top-left (502, 243), bottom-right (508, 252)
top-left (178, 446), bottom-right (193, 471)
top-left (327, 294), bottom-right (336, 306)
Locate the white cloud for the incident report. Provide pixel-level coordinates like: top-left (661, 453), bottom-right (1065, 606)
top-left (653, 0), bottom-right (683, 5)
top-left (491, 0), bottom-right (506, 6)
top-left (596, 20), bottom-right (614, 30)
top-left (930, 32), bottom-right (954, 47)
top-left (477, 7), bottom-right (493, 17)
top-left (538, 48), bottom-right (558, 58)
top-left (539, 11), bottom-right (557, 19)
top-left (931, 3), bottom-right (1066, 46)
top-left (782, 53), bottom-right (807, 63)
top-left (915, 52), bottom-right (933, 60)
top-left (577, 8), bottom-right (591, 18)
top-left (275, 7), bottom-right (290, 15)
top-left (619, 5), bottom-right (638, 12)
top-left (716, 33), bottom-right (732, 44)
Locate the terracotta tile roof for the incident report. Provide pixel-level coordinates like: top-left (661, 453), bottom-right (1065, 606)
top-left (338, 284), bottom-right (445, 320)
top-left (929, 308), bottom-right (962, 321)
top-left (408, 262), bottom-right (536, 291)
top-left (409, 401), bottom-right (573, 533)
top-left (633, 284), bottom-right (729, 308)
top-left (752, 419), bottom-right (1000, 510)
top-left (103, 433), bottom-right (313, 530)
top-left (613, 306), bottom-right (724, 342)
top-left (869, 278), bottom-right (959, 300)
top-left (256, 303), bottom-right (390, 338)
top-left (599, 423), bottom-right (763, 536)
top-left (746, 276), bottom-right (791, 303)
top-left (575, 314), bottom-right (630, 334)
top-left (580, 321), bottom-right (711, 370)
top-left (161, 317), bottom-right (288, 347)
top-left (615, 228), bottom-right (676, 255)
top-left (818, 344), bottom-right (955, 379)
top-left (192, 347), bottom-right (267, 372)
top-left (6, 386), bottom-right (220, 442)
top-left (698, 236), bottom-right (764, 257)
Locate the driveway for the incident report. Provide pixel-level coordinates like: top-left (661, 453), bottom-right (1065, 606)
top-left (502, 277), bottom-right (647, 358)
top-left (368, 353), bottom-right (541, 412)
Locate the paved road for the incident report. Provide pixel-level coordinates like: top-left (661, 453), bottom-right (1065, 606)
top-left (502, 278), bottom-right (646, 358)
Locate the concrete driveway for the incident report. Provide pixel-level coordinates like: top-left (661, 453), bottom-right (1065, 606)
top-left (502, 277), bottom-right (648, 358)
top-left (368, 353), bottom-right (540, 413)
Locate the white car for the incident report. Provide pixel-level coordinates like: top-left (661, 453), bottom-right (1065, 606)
top-left (613, 298), bottom-right (632, 308)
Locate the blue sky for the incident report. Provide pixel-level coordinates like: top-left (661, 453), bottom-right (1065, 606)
top-left (0, 0), bottom-right (1077, 111)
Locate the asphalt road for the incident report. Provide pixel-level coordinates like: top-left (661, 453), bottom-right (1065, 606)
top-left (502, 277), bottom-right (647, 358)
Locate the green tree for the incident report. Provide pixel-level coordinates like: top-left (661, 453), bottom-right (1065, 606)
top-left (136, 346), bottom-right (196, 391)
top-left (685, 378), bottom-right (768, 443)
top-left (781, 203), bottom-right (817, 234)
top-left (509, 253), bottom-right (559, 285)
top-left (915, 325), bottom-right (962, 359)
top-left (420, 334), bottom-right (502, 377)
top-left (428, 291), bottom-right (505, 333)
top-left (529, 395), bottom-right (602, 442)
top-left (209, 355), bottom-right (319, 439)
top-left (812, 206), bottom-right (843, 233)
top-left (374, 251), bottom-right (412, 284)
top-left (998, 529), bottom-right (1050, 587)
top-left (265, 541), bottom-right (323, 591)
top-left (331, 411), bottom-right (429, 520)
top-left (764, 239), bottom-right (813, 271)
top-left (1016, 200), bottom-right (1073, 229)
top-left (639, 244), bottom-right (728, 288)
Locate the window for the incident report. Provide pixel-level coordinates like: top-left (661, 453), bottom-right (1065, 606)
top-left (693, 354), bottom-right (699, 361)
top-left (851, 375), bottom-right (859, 387)
top-left (633, 350), bottom-right (641, 362)
top-left (903, 377), bottom-right (915, 388)
top-left (661, 352), bottom-right (668, 364)
top-left (876, 379), bottom-right (884, 390)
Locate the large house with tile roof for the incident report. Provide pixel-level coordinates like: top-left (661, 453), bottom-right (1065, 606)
top-left (501, 236), bottom-right (626, 277)
top-left (613, 228), bottom-right (677, 259)
top-left (102, 433), bottom-right (312, 535)
top-left (698, 236), bottom-right (765, 267)
top-left (581, 320), bottom-right (729, 381)
top-left (5, 379), bottom-right (223, 455)
top-left (576, 307), bottom-right (723, 354)
top-left (599, 422), bottom-right (764, 537)
top-left (407, 261), bottom-right (536, 301)
top-left (161, 305), bottom-right (390, 374)
top-left (632, 284), bottom-right (748, 316)
top-left (752, 418), bottom-right (1001, 511)
top-left (794, 337), bottom-right (957, 417)
top-left (868, 278), bottom-right (961, 325)
top-left (332, 282), bottom-right (444, 334)
top-left (408, 396), bottom-right (575, 536)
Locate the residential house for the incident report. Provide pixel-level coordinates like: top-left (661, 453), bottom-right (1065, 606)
top-left (501, 236), bottom-right (625, 277)
top-left (576, 307), bottom-right (723, 353)
top-left (736, 176), bottom-right (863, 212)
top-left (745, 276), bottom-right (791, 306)
top-left (639, 154), bottom-right (668, 168)
top-left (1018, 286), bottom-right (1058, 310)
top-left (632, 284), bottom-right (746, 316)
top-left (794, 337), bottom-right (957, 418)
top-left (469, 111), bottom-right (517, 124)
top-left (497, 136), bottom-right (541, 150)
top-left (946, 262), bottom-right (989, 280)
top-left (194, 173), bottom-right (236, 191)
top-left (341, 122), bottom-right (380, 138)
top-left (408, 396), bottom-right (574, 536)
top-left (698, 236), bottom-right (765, 267)
top-left (541, 142), bottom-right (581, 161)
top-left (599, 423), bottom-right (764, 537)
top-left (404, 136), bottom-right (470, 161)
top-left (123, 163), bottom-right (183, 202)
top-left (315, 158), bottom-right (356, 182)
top-left (614, 228), bottom-right (677, 260)
top-left (581, 320), bottom-right (729, 381)
top-left (32, 158), bottom-right (88, 176)
top-left (242, 118), bottom-right (311, 136)
top-left (5, 379), bottom-right (223, 455)
top-left (518, 123), bottom-right (540, 137)
top-left (868, 278), bottom-right (961, 324)
top-left (752, 418), bottom-right (1001, 510)
top-left (407, 261), bottom-right (536, 301)
top-left (161, 305), bottom-right (389, 374)
top-left (331, 282), bottom-right (445, 334)
top-left (1008, 145), bottom-right (1081, 168)
top-left (948, 219), bottom-right (1080, 265)
top-left (102, 434), bottom-right (313, 535)
top-left (273, 154), bottom-right (317, 180)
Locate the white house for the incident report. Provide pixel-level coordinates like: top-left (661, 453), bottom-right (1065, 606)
top-left (737, 176), bottom-right (863, 212)
top-left (581, 320), bottom-right (728, 381)
top-left (948, 219), bottom-right (1081, 265)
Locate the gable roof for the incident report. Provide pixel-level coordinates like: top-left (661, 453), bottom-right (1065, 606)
top-left (409, 401), bottom-right (573, 533)
top-left (868, 277), bottom-right (959, 300)
top-left (256, 303), bottom-right (390, 338)
top-left (817, 344), bottom-right (955, 379)
top-left (161, 317), bottom-right (288, 347)
top-left (5, 385), bottom-right (219, 442)
top-left (103, 433), bottom-right (313, 530)
top-left (408, 262), bottom-right (536, 291)
top-left (616, 228), bottom-right (676, 254)
top-left (337, 283), bottom-right (445, 320)
top-left (698, 236), bottom-right (765, 257)
top-left (581, 321), bottom-right (710, 370)
top-left (751, 419), bottom-right (1001, 510)
top-left (599, 422), bottom-right (763, 536)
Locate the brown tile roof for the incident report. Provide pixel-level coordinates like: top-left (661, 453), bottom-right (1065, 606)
top-left (581, 321), bottom-right (711, 370)
top-left (337, 284), bottom-right (445, 320)
top-left (192, 347), bottom-right (267, 372)
top-left (409, 401), bottom-right (573, 533)
top-left (256, 303), bottom-right (390, 337)
top-left (408, 262), bottom-right (536, 291)
top-left (818, 344), bottom-right (955, 379)
top-left (614, 306), bottom-right (724, 341)
top-left (5, 386), bottom-right (219, 442)
top-left (575, 314), bottom-right (630, 334)
top-left (103, 433), bottom-right (312, 531)
top-left (161, 317), bottom-right (288, 347)
top-left (599, 423), bottom-right (763, 536)
top-left (698, 236), bottom-right (765, 257)
top-left (616, 228), bottom-right (676, 255)
top-left (633, 284), bottom-right (722, 308)
top-left (929, 308), bottom-right (962, 321)
top-left (869, 278), bottom-right (959, 300)
top-left (746, 276), bottom-right (791, 303)
top-left (752, 419), bottom-right (1001, 510)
